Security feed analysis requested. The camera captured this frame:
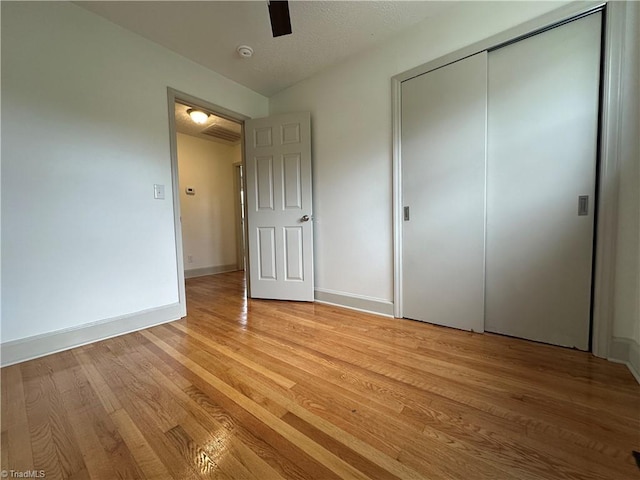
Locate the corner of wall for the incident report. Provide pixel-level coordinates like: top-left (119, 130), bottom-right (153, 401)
top-left (609, 336), bottom-right (640, 384)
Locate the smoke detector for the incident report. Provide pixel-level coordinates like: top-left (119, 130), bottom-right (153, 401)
top-left (237, 45), bottom-right (254, 58)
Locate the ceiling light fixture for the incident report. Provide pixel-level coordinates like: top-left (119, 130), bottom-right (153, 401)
top-left (187, 108), bottom-right (209, 124)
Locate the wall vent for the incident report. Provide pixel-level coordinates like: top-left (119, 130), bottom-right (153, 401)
top-left (202, 125), bottom-right (241, 143)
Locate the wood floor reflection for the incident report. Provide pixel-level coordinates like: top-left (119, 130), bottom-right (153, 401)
top-left (2, 271), bottom-right (639, 479)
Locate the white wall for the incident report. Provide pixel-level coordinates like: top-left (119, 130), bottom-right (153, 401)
top-left (269, 1), bottom-right (569, 303)
top-left (613, 1), bottom-right (640, 346)
top-left (177, 134), bottom-right (240, 273)
top-left (1, 2), bottom-right (267, 344)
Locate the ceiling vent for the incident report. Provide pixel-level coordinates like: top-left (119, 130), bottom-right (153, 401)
top-left (202, 125), bottom-right (242, 144)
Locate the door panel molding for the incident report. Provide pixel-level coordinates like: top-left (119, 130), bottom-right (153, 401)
top-left (244, 112), bottom-right (314, 301)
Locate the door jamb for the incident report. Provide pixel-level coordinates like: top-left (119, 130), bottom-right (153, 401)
top-left (166, 88), bottom-right (251, 312)
top-left (391, 1), bottom-right (624, 359)
top-left (232, 162), bottom-right (247, 272)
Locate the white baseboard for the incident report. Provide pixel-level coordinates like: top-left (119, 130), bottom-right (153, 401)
top-left (608, 336), bottom-right (640, 384)
top-left (0, 303), bottom-right (185, 367)
top-left (185, 264), bottom-right (239, 279)
top-left (314, 288), bottom-right (394, 317)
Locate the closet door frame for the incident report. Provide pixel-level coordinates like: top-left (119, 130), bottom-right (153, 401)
top-left (391, 0), bottom-right (625, 359)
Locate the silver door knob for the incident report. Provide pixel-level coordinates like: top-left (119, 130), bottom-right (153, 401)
top-left (301, 215), bottom-right (310, 222)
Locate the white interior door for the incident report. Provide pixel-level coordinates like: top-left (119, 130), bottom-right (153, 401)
top-left (485, 13), bottom-right (602, 350)
top-left (401, 52), bottom-right (487, 332)
top-left (244, 112), bottom-right (314, 301)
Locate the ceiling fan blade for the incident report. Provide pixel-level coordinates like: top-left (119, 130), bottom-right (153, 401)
top-left (268, 0), bottom-right (292, 37)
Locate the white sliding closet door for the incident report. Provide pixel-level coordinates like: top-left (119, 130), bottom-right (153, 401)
top-left (485, 14), bottom-right (602, 350)
top-left (401, 52), bottom-right (487, 332)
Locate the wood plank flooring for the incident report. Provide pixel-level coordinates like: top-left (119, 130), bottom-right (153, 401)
top-left (2, 271), bottom-right (639, 479)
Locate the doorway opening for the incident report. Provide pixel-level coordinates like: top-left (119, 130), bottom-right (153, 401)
top-left (167, 89), bottom-right (250, 311)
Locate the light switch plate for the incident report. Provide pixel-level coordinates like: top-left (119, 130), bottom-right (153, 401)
top-left (154, 184), bottom-right (165, 200)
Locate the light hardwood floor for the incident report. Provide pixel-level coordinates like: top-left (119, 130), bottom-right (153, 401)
top-left (2, 271), bottom-right (639, 479)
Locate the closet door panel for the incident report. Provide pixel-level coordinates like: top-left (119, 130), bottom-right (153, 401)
top-left (485, 13), bottom-right (602, 349)
top-left (401, 52), bottom-right (487, 332)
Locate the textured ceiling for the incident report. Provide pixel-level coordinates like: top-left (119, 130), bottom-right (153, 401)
top-left (75, 1), bottom-right (456, 96)
top-left (175, 102), bottom-right (242, 145)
